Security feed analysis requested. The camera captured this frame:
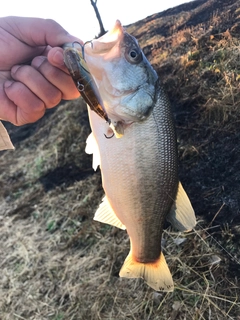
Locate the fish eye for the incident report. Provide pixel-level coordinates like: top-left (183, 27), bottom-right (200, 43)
top-left (125, 47), bottom-right (143, 64)
top-left (130, 49), bottom-right (138, 58)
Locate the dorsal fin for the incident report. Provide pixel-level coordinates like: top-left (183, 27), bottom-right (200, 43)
top-left (85, 132), bottom-right (100, 171)
top-left (94, 196), bottom-right (126, 230)
top-left (167, 182), bottom-right (196, 232)
top-left (0, 122), bottom-right (14, 150)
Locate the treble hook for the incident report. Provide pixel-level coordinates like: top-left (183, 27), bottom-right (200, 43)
top-left (104, 132), bottom-right (115, 139)
top-left (82, 41), bottom-right (93, 60)
top-left (71, 40), bottom-right (93, 61)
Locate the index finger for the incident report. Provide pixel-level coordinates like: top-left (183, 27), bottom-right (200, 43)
top-left (47, 47), bottom-right (70, 72)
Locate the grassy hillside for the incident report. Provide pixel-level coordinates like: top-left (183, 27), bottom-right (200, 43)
top-left (0, 0), bottom-right (239, 319)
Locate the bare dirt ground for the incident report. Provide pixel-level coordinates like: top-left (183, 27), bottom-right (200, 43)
top-left (0, 0), bottom-right (240, 319)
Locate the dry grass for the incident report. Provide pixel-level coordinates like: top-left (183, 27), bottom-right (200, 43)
top-left (0, 201), bottom-right (239, 319)
top-left (0, 0), bottom-right (240, 319)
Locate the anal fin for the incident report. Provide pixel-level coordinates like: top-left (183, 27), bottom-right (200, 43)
top-left (94, 196), bottom-right (126, 230)
top-left (167, 182), bottom-right (196, 232)
top-left (0, 122), bottom-right (14, 151)
top-left (119, 250), bottom-right (174, 292)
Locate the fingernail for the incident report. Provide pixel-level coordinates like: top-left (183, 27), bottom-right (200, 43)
top-left (4, 80), bottom-right (13, 89)
top-left (52, 50), bottom-right (64, 66)
top-left (32, 56), bottom-right (45, 69)
top-left (11, 65), bottom-right (21, 74)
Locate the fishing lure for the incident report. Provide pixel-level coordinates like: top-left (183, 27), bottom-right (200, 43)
top-left (63, 42), bottom-right (109, 122)
top-left (63, 42), bottom-right (124, 138)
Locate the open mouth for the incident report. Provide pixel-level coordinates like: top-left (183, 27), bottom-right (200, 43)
top-left (84, 20), bottom-right (124, 55)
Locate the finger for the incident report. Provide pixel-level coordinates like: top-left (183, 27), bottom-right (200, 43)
top-left (32, 55), bottom-right (80, 100)
top-left (47, 47), bottom-right (68, 70)
top-left (0, 83), bottom-right (18, 124)
top-left (2, 17), bottom-right (82, 47)
top-left (11, 64), bottom-right (62, 109)
top-left (3, 80), bottom-right (46, 125)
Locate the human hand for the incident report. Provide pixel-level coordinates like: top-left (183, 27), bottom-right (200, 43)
top-left (0, 16), bottom-right (81, 125)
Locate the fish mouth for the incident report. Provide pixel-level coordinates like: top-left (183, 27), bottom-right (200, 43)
top-left (84, 20), bottom-right (124, 56)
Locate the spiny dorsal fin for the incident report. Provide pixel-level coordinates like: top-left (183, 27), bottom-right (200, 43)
top-left (85, 132), bottom-right (100, 171)
top-left (94, 196), bottom-right (126, 230)
top-left (0, 122), bottom-right (14, 151)
top-left (167, 182), bottom-right (196, 232)
top-left (119, 249), bottom-right (174, 292)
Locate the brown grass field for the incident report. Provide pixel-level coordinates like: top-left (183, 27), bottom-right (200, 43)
top-left (0, 0), bottom-right (240, 319)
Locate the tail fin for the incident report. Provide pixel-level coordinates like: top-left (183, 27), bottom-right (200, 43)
top-left (119, 251), bottom-right (174, 292)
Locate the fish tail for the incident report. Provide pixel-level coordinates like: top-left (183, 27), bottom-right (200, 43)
top-left (119, 251), bottom-right (174, 292)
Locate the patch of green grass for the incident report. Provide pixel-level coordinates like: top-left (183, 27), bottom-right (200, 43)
top-left (51, 313), bottom-right (65, 320)
top-left (47, 220), bottom-right (56, 232)
top-left (12, 189), bottom-right (24, 200)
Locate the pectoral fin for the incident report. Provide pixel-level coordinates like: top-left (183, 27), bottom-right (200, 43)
top-left (167, 182), bottom-right (196, 232)
top-left (94, 196), bottom-right (126, 230)
top-left (0, 122), bottom-right (14, 151)
top-left (85, 132), bottom-right (100, 171)
top-left (119, 248), bottom-right (174, 292)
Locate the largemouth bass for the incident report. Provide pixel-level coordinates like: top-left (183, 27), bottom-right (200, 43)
top-left (81, 20), bottom-right (196, 291)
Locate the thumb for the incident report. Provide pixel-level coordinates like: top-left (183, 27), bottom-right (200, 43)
top-left (47, 47), bottom-right (67, 69)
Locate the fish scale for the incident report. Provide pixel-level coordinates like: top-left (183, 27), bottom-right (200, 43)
top-left (82, 20), bottom-right (196, 291)
top-left (87, 81), bottom-right (177, 263)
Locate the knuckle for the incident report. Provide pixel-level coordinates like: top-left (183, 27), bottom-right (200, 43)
top-left (17, 101), bottom-right (45, 126)
top-left (45, 63), bottom-right (61, 78)
top-left (44, 19), bottom-right (66, 35)
top-left (33, 60), bottom-right (62, 86)
top-left (31, 100), bottom-right (45, 116)
top-left (10, 81), bottom-right (26, 97)
top-left (31, 56), bottom-right (46, 70)
top-left (20, 110), bottom-right (44, 125)
top-left (45, 18), bottom-right (60, 28)
top-left (45, 90), bottom-right (62, 108)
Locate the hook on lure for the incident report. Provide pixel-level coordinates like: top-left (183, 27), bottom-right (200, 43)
top-left (63, 41), bottom-right (124, 139)
top-left (71, 41), bottom-right (94, 93)
top-left (71, 40), bottom-right (93, 60)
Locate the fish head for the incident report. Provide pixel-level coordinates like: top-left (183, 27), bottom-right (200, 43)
top-left (84, 20), bottom-right (158, 123)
